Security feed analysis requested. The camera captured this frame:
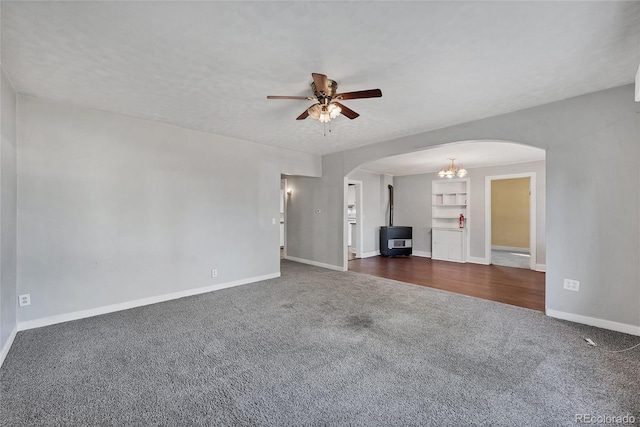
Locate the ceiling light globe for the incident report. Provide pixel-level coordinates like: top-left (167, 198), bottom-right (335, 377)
top-left (308, 104), bottom-right (322, 120)
top-left (328, 104), bottom-right (341, 119)
top-left (319, 114), bottom-right (331, 123)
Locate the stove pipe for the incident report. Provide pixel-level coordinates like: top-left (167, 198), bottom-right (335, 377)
top-left (388, 184), bottom-right (394, 226)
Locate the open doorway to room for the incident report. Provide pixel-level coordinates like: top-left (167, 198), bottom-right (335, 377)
top-left (346, 180), bottom-right (363, 261)
top-left (485, 174), bottom-right (536, 270)
top-left (280, 177), bottom-right (288, 260)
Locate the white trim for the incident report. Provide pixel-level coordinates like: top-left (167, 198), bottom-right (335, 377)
top-left (546, 309), bottom-right (640, 336)
top-left (491, 245), bottom-right (530, 253)
top-left (534, 264), bottom-right (546, 272)
top-left (485, 173), bottom-right (537, 270)
top-left (411, 251), bottom-right (431, 258)
top-left (435, 258), bottom-right (466, 264)
top-left (468, 256), bottom-right (490, 265)
top-left (18, 273), bottom-right (280, 332)
top-left (361, 250), bottom-right (381, 259)
top-left (0, 326), bottom-right (18, 368)
top-left (285, 255), bottom-right (347, 272)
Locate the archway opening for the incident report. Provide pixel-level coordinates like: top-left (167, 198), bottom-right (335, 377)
top-left (345, 140), bottom-right (546, 311)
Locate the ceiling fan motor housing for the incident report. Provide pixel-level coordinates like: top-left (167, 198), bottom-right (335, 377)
top-left (312, 79), bottom-right (338, 100)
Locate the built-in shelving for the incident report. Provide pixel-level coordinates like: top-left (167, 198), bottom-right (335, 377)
top-left (432, 179), bottom-right (469, 262)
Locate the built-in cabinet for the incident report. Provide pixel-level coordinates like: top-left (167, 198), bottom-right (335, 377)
top-left (432, 229), bottom-right (464, 262)
top-left (432, 179), bottom-right (468, 262)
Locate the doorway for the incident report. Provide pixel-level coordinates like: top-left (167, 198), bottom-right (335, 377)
top-left (485, 174), bottom-right (536, 269)
top-left (346, 180), bottom-right (363, 262)
top-left (280, 177), bottom-right (287, 260)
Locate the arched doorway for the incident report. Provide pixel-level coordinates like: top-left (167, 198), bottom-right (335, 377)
top-left (345, 140), bottom-right (546, 311)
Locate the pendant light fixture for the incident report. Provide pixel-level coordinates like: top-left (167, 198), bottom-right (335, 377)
top-left (438, 158), bottom-right (467, 178)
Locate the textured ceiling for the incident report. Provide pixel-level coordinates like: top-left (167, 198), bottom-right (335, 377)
top-left (2, 1), bottom-right (639, 155)
top-left (358, 141), bottom-right (546, 176)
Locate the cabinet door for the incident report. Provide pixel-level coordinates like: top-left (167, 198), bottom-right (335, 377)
top-left (448, 231), bottom-right (464, 261)
top-left (432, 229), bottom-right (448, 260)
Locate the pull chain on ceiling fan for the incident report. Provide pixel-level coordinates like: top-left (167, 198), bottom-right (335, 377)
top-left (267, 73), bottom-right (382, 123)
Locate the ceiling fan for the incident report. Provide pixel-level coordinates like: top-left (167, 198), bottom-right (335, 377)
top-left (267, 73), bottom-right (382, 122)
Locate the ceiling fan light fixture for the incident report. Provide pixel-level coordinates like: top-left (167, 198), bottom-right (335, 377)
top-left (267, 73), bottom-right (381, 124)
top-left (308, 103), bottom-right (341, 123)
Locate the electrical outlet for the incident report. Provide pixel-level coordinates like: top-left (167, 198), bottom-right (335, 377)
top-left (563, 279), bottom-right (580, 292)
top-left (211, 269), bottom-right (218, 278)
top-left (19, 294), bottom-right (31, 307)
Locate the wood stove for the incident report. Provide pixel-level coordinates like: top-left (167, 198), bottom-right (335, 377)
top-left (380, 184), bottom-right (412, 257)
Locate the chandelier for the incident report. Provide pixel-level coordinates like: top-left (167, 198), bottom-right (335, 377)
top-left (308, 103), bottom-right (342, 123)
top-left (438, 158), bottom-right (467, 178)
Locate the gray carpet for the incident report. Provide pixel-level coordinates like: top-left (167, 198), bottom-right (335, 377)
top-left (492, 249), bottom-right (531, 269)
top-left (1, 260), bottom-right (638, 426)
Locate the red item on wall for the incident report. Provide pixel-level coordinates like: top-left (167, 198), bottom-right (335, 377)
top-left (459, 214), bottom-right (464, 228)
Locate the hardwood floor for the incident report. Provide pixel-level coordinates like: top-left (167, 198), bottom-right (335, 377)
top-left (349, 256), bottom-right (545, 311)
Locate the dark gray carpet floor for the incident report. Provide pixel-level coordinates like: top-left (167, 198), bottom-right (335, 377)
top-left (1, 260), bottom-right (638, 426)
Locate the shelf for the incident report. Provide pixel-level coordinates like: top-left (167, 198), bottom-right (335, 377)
top-left (432, 178), bottom-right (469, 263)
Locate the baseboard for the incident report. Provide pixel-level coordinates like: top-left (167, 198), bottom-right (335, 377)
top-left (0, 326), bottom-right (18, 368)
top-left (491, 245), bottom-right (530, 253)
top-left (432, 257), bottom-right (466, 263)
top-left (284, 255), bottom-right (347, 272)
top-left (468, 256), bottom-right (490, 265)
top-left (546, 309), bottom-right (640, 336)
top-left (361, 251), bottom-right (381, 259)
top-left (534, 264), bottom-right (546, 272)
top-left (18, 272), bottom-right (280, 332)
top-left (411, 251), bottom-right (431, 258)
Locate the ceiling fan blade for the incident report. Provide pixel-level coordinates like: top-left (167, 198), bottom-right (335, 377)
top-left (296, 109), bottom-right (309, 120)
top-left (333, 102), bottom-right (359, 120)
top-left (335, 89), bottom-right (382, 100)
top-left (312, 73), bottom-right (329, 94)
top-left (267, 95), bottom-right (313, 100)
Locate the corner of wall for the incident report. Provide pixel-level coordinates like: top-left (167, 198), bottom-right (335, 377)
top-left (0, 69), bottom-right (19, 363)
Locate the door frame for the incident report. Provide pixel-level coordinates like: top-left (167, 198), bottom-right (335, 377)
top-left (484, 173), bottom-right (536, 269)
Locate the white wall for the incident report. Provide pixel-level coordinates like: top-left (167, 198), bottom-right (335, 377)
top-left (16, 96), bottom-right (320, 323)
top-left (288, 84), bottom-right (639, 333)
top-left (393, 160), bottom-right (545, 264)
top-left (1, 70), bottom-right (18, 356)
top-left (392, 174), bottom-right (432, 256)
top-left (285, 155), bottom-right (345, 269)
